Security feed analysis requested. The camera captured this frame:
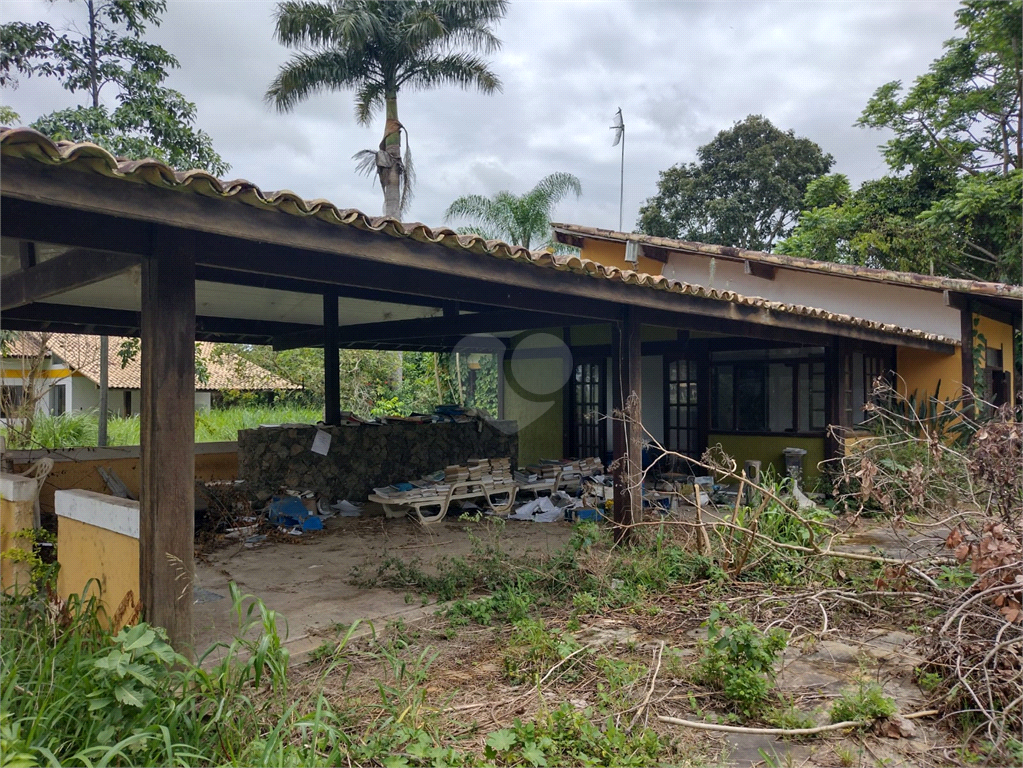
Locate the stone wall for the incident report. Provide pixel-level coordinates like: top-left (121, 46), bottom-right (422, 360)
top-left (238, 421), bottom-right (518, 502)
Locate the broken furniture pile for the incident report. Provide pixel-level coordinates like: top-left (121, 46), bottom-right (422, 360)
top-left (370, 456), bottom-right (609, 526)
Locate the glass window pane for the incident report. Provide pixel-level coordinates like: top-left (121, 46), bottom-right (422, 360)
top-left (735, 366), bottom-right (766, 432)
top-left (768, 363), bottom-right (793, 432)
top-left (712, 366), bottom-right (734, 431)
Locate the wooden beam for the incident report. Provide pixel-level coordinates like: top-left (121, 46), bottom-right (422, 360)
top-left (960, 302), bottom-right (975, 416)
top-left (1, 248), bottom-right (139, 311)
top-left (636, 307), bottom-right (956, 355)
top-left (323, 292), bottom-right (340, 426)
top-left (1, 303), bottom-right (317, 343)
top-left (641, 245), bottom-right (670, 264)
top-left (139, 227), bottom-right (195, 654)
top-left (611, 308), bottom-right (642, 546)
top-left (744, 260), bottom-right (776, 280)
top-left (272, 310), bottom-right (596, 351)
top-left (18, 241), bottom-right (36, 270)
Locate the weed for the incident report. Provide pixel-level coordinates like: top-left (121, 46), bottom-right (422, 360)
top-left (695, 605), bottom-right (787, 718)
top-left (483, 703), bottom-right (661, 766)
top-left (914, 669), bottom-right (943, 693)
top-left (833, 744), bottom-right (859, 767)
top-left (765, 700), bottom-right (816, 731)
top-left (829, 679), bottom-right (896, 723)
top-left (502, 618), bottom-right (583, 685)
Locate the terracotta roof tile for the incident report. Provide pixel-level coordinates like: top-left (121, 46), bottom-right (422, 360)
top-left (5, 332), bottom-right (298, 391)
top-left (0, 128), bottom-right (968, 347)
top-left (551, 222), bottom-right (1023, 299)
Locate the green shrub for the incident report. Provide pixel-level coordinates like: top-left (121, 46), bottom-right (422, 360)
top-left (696, 605), bottom-right (787, 718)
top-left (829, 680), bottom-right (896, 723)
top-left (483, 703), bottom-right (661, 767)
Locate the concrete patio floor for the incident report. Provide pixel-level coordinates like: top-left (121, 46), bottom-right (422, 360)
top-left (191, 505), bottom-right (575, 661)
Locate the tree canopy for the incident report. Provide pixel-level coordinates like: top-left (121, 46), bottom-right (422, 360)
top-left (266, 0), bottom-right (506, 219)
top-left (782, 0), bottom-right (1021, 284)
top-left (0, 0), bottom-right (228, 175)
top-left (637, 115), bottom-right (834, 251)
top-left (444, 172), bottom-right (582, 250)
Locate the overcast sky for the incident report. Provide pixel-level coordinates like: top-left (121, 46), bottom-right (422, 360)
top-left (2, 0), bottom-right (961, 233)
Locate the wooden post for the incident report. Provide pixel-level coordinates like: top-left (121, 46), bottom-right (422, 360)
top-left (824, 339), bottom-right (843, 461)
top-left (960, 302), bottom-right (975, 417)
top-left (140, 227), bottom-right (195, 653)
top-left (323, 292), bottom-right (340, 426)
top-left (611, 307), bottom-right (642, 546)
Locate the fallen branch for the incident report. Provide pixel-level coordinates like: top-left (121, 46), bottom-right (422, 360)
top-left (630, 640), bottom-right (664, 728)
top-left (656, 709), bottom-right (939, 736)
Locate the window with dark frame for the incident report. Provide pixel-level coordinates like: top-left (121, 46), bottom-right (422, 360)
top-left (844, 350), bottom-right (890, 426)
top-left (569, 361), bottom-right (607, 460)
top-left (665, 358), bottom-right (699, 457)
top-left (1, 385), bottom-right (25, 419)
top-left (49, 384), bottom-right (66, 416)
top-left (710, 348), bottom-right (828, 435)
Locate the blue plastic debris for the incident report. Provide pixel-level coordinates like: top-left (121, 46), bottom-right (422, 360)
top-left (267, 495), bottom-right (313, 528)
top-left (302, 516), bottom-right (323, 531)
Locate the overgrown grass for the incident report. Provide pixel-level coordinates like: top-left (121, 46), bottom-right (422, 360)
top-left (3, 406), bottom-right (323, 448)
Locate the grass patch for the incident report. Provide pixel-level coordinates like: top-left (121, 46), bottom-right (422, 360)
top-left (3, 405), bottom-right (323, 448)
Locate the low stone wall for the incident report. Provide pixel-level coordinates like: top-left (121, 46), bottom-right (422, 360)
top-left (238, 420), bottom-right (518, 502)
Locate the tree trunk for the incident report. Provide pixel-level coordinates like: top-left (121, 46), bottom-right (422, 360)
top-left (381, 91), bottom-right (402, 219)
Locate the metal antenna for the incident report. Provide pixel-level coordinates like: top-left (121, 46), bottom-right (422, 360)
top-left (610, 108), bottom-right (625, 231)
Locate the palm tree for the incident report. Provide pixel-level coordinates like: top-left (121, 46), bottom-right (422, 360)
top-left (444, 172), bottom-right (582, 249)
top-left (266, 0), bottom-right (507, 219)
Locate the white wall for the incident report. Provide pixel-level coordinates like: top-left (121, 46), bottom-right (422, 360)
top-left (662, 253), bottom-right (961, 340)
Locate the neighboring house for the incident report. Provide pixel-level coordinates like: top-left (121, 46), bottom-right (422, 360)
top-left (1, 333), bottom-right (299, 419)
top-left (494, 223), bottom-right (1021, 481)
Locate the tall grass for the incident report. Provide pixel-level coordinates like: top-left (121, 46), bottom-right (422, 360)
top-left (3, 406), bottom-right (323, 449)
top-left (0, 583), bottom-right (294, 766)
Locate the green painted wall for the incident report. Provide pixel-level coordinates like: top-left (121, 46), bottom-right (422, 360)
top-left (706, 434), bottom-right (826, 483)
top-left (503, 330), bottom-right (566, 467)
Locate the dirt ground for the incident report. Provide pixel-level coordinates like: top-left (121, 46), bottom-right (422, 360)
top-left (193, 504), bottom-right (575, 658)
top-left (193, 506), bottom-right (973, 767)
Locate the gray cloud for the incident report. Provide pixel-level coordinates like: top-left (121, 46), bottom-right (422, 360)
top-left (1, 0), bottom-right (960, 233)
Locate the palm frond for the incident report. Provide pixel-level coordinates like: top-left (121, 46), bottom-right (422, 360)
top-left (398, 52), bottom-right (502, 94)
top-left (265, 48), bottom-right (373, 112)
top-left (400, 126), bottom-right (415, 217)
top-left (531, 172), bottom-right (583, 211)
top-left (354, 79), bottom-right (386, 125)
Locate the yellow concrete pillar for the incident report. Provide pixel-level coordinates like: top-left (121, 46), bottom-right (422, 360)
top-left (1, 473), bottom-right (38, 594)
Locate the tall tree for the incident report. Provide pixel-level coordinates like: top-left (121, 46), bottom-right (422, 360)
top-left (637, 115), bottom-right (834, 251)
top-left (444, 172), bottom-right (582, 250)
top-left (783, 0), bottom-right (1021, 284)
top-left (267, 0), bottom-right (506, 220)
top-left (0, 0), bottom-right (228, 174)
top-left (2, 0), bottom-right (228, 445)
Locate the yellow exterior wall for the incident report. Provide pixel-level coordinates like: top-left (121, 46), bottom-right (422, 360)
top-left (896, 346), bottom-right (963, 401)
top-left (706, 434), bottom-right (826, 483)
top-left (975, 314), bottom-right (1016, 395)
top-left (579, 238), bottom-right (665, 276)
top-left (1, 494), bottom-right (34, 594)
top-left (56, 516), bottom-right (139, 627)
top-left (896, 314), bottom-right (1016, 403)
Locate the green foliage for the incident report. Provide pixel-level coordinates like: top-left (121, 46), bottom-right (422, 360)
top-left (482, 703), bottom-right (661, 767)
top-left (502, 618), bottom-right (582, 685)
top-left (829, 680), bottom-right (896, 724)
top-left (785, 0), bottom-right (1021, 283)
top-left (1, 0), bottom-right (228, 174)
top-left (638, 114), bottom-right (833, 250)
top-left (695, 605), bottom-right (787, 718)
top-left (0, 581), bottom-right (291, 766)
top-left (765, 700), bottom-right (816, 731)
top-left (445, 172), bottom-right (582, 250)
top-left (0, 528), bottom-right (58, 593)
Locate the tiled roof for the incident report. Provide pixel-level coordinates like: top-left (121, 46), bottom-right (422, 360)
top-left (0, 128), bottom-right (964, 347)
top-left (551, 222), bottom-right (1023, 300)
top-left (5, 333), bottom-right (299, 391)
